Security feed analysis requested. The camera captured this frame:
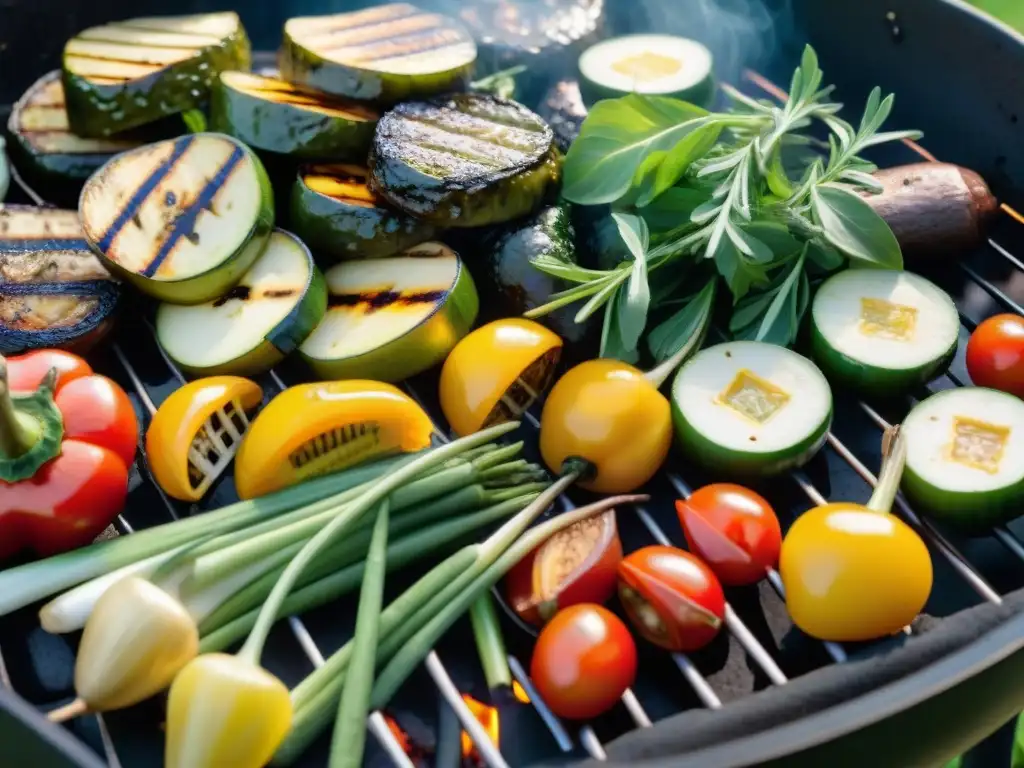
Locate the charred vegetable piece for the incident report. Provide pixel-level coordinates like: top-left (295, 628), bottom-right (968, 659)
top-left (504, 510), bottom-right (622, 625)
top-left (233, 380), bottom-right (433, 499)
top-left (5, 72), bottom-right (143, 206)
top-left (577, 35), bottom-right (715, 108)
top-left (810, 269), bottom-right (959, 396)
top-left (369, 93), bottom-right (561, 228)
top-left (0, 206), bottom-right (120, 354)
top-left (145, 376), bottom-right (263, 502)
top-left (280, 3), bottom-right (477, 105)
top-left (439, 318), bottom-right (562, 437)
top-left (80, 133), bottom-right (274, 304)
top-left (210, 72), bottom-right (379, 161)
top-left (289, 164), bottom-right (435, 262)
top-left (299, 242), bottom-right (478, 383)
top-left (901, 388), bottom-right (1024, 529)
top-left (671, 342), bottom-right (832, 478)
top-left (864, 163), bottom-right (998, 261)
top-left (156, 230), bottom-right (326, 377)
top-left (62, 12), bottom-right (250, 137)
top-left (537, 79), bottom-right (588, 153)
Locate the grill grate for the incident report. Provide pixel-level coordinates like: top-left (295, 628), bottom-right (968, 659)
top-left (0, 65), bottom-right (1023, 768)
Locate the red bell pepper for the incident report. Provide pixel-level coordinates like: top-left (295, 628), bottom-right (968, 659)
top-left (0, 350), bottom-right (137, 558)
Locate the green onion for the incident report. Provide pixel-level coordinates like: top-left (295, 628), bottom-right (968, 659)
top-left (329, 500), bottom-right (389, 768)
top-left (470, 593), bottom-right (511, 691)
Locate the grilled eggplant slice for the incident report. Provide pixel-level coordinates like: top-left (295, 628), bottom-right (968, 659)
top-left (0, 205), bottom-right (119, 354)
top-left (80, 133), bottom-right (274, 304)
top-left (62, 12), bottom-right (251, 137)
top-left (290, 164), bottom-right (436, 262)
top-left (299, 241), bottom-right (478, 382)
top-left (370, 93), bottom-right (561, 228)
top-left (210, 72), bottom-right (379, 161)
top-left (156, 229), bottom-right (326, 376)
top-left (280, 4), bottom-right (477, 105)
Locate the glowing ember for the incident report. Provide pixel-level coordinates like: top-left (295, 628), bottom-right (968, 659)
top-left (460, 694), bottom-right (499, 761)
top-left (512, 679), bottom-right (530, 704)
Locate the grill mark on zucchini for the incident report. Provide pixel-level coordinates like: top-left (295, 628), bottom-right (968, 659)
top-left (297, 3), bottom-right (420, 37)
top-left (400, 111), bottom-right (539, 153)
top-left (328, 289), bottom-right (447, 310)
top-left (96, 136), bottom-right (196, 253)
top-left (288, 422), bottom-right (382, 469)
top-left (300, 8), bottom-right (438, 47)
top-left (323, 26), bottom-right (467, 62)
top-left (140, 144), bottom-right (246, 277)
top-left (223, 73), bottom-right (378, 120)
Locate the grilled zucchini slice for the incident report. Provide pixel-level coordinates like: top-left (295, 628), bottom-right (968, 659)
top-left (280, 3), bottom-right (476, 105)
top-left (290, 164), bottom-right (436, 262)
top-left (370, 93), bottom-right (561, 228)
top-left (210, 71), bottom-right (379, 161)
top-left (62, 12), bottom-right (250, 137)
top-left (80, 133), bottom-right (273, 304)
top-left (0, 205), bottom-right (120, 354)
top-left (299, 241), bottom-right (478, 382)
top-left (156, 229), bottom-right (327, 376)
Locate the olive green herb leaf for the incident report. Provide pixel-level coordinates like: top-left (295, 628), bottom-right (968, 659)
top-left (716, 237), bottom-right (768, 301)
top-left (601, 288), bottom-right (641, 364)
top-left (641, 187), bottom-right (713, 233)
top-left (181, 110), bottom-right (208, 134)
top-left (806, 240), bottom-right (846, 273)
top-left (638, 122), bottom-right (724, 207)
top-left (470, 65), bottom-right (526, 100)
top-left (613, 213), bottom-right (652, 351)
top-left (731, 247), bottom-right (807, 346)
top-left (647, 277), bottom-right (717, 362)
top-left (810, 183), bottom-right (903, 269)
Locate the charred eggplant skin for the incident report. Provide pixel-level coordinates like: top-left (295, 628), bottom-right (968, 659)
top-left (369, 93), bottom-right (561, 228)
top-left (62, 15), bottom-right (251, 137)
top-left (864, 163), bottom-right (999, 261)
top-left (289, 165), bottom-right (436, 262)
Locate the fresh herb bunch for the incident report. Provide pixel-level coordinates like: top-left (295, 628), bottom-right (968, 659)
top-left (525, 46), bottom-right (922, 361)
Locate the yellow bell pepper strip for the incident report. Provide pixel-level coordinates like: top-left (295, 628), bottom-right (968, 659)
top-left (233, 380), bottom-right (434, 499)
top-left (439, 318), bottom-right (563, 436)
top-left (779, 426), bottom-right (934, 642)
top-left (146, 377), bottom-right (263, 502)
top-left (47, 576), bottom-right (199, 722)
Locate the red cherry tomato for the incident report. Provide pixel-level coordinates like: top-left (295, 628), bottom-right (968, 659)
top-left (530, 604), bottom-right (637, 720)
top-left (7, 350), bottom-right (92, 393)
top-left (56, 375), bottom-right (138, 469)
top-left (617, 546), bottom-right (725, 652)
top-left (505, 510), bottom-right (622, 625)
top-left (675, 484), bottom-right (782, 586)
top-left (966, 314), bottom-right (1024, 398)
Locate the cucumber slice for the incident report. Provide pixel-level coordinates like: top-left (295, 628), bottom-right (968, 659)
top-left (810, 269), bottom-right (959, 396)
top-left (156, 229), bottom-right (327, 376)
top-left (577, 35), bottom-right (715, 107)
top-left (0, 205), bottom-right (120, 354)
top-left (289, 164), bottom-right (436, 262)
top-left (5, 72), bottom-right (143, 206)
top-left (299, 241), bottom-right (478, 382)
top-left (210, 71), bottom-right (379, 161)
top-left (901, 387), bottom-right (1024, 529)
top-left (281, 3), bottom-right (477, 105)
top-left (370, 93), bottom-right (560, 228)
top-left (62, 12), bottom-right (250, 137)
top-left (671, 341), bottom-right (833, 477)
top-left (80, 133), bottom-right (274, 304)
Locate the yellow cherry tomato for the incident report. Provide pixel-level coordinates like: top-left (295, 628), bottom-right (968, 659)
top-left (234, 380), bottom-right (433, 499)
top-left (146, 377), bottom-right (263, 502)
top-left (540, 359), bottom-right (672, 494)
top-left (439, 318), bottom-right (563, 436)
top-left (780, 502), bottom-right (933, 642)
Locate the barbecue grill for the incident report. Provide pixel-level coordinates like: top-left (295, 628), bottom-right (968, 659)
top-left (2, 0), bottom-right (1024, 766)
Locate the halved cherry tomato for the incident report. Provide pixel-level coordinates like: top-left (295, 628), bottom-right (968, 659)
top-left (617, 546), bottom-right (725, 652)
top-left (530, 603), bottom-right (637, 720)
top-left (675, 484), bottom-right (781, 586)
top-left (966, 314), bottom-right (1024, 398)
top-left (505, 510), bottom-right (622, 625)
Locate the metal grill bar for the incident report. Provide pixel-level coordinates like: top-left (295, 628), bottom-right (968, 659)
top-left (960, 264), bottom-right (1024, 316)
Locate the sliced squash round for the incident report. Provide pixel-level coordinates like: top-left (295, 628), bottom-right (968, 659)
top-left (280, 3), bottom-right (476, 105)
top-left (156, 229), bottom-right (326, 376)
top-left (80, 133), bottom-right (274, 304)
top-left (299, 241), bottom-right (478, 382)
top-left (289, 164), bottom-right (436, 262)
top-left (370, 93), bottom-right (561, 228)
top-left (210, 71), bottom-right (379, 161)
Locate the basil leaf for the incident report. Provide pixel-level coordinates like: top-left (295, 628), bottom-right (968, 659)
top-left (810, 183), bottom-right (903, 269)
top-left (806, 240), bottom-right (846, 272)
top-left (743, 221), bottom-right (802, 262)
top-left (562, 94), bottom-right (710, 205)
top-left (601, 288), bottom-right (641, 363)
top-left (642, 187), bottom-right (712, 233)
top-left (647, 278), bottom-right (717, 362)
top-left (611, 212), bottom-right (650, 259)
top-left (639, 123), bottom-right (723, 207)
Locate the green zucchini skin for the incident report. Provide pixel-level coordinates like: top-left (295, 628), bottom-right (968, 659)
top-left (80, 133), bottom-right (274, 305)
top-left (369, 93), bottom-right (561, 228)
top-left (62, 13), bottom-right (251, 138)
top-left (209, 72), bottom-right (378, 161)
top-left (289, 165), bottom-right (436, 262)
top-left (279, 3), bottom-right (476, 105)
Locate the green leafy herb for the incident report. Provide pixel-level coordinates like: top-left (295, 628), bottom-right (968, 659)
top-left (810, 184), bottom-right (902, 268)
top-left (181, 110), bottom-right (208, 133)
top-left (470, 65), bottom-right (526, 101)
top-left (648, 278), bottom-right (717, 362)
